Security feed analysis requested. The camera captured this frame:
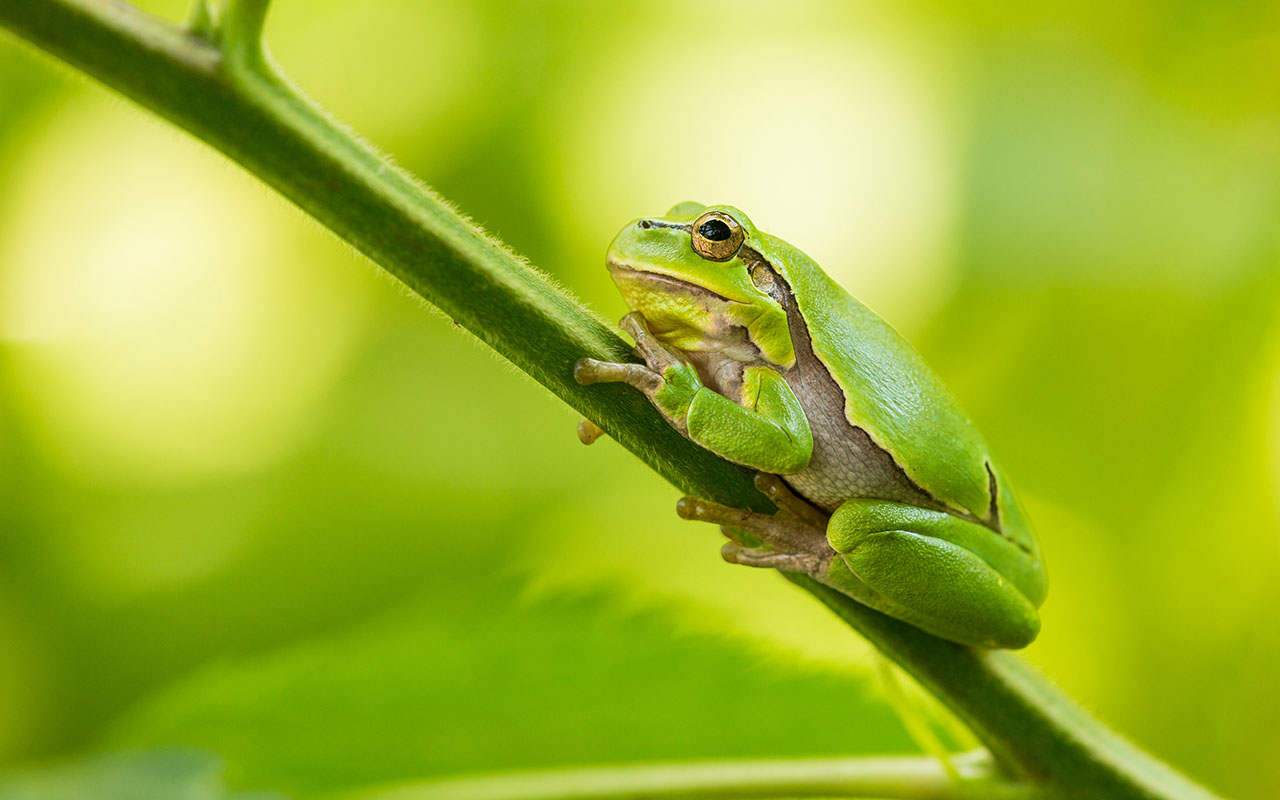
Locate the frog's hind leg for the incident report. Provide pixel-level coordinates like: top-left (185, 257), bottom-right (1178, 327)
top-left (826, 498), bottom-right (1042, 649)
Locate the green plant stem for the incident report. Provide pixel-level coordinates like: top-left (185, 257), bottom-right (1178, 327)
top-left (345, 754), bottom-right (1037, 800)
top-left (0, 3), bottom-right (1220, 799)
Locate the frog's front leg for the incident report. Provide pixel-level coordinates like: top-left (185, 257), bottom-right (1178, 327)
top-left (575, 313), bottom-right (814, 474)
top-left (575, 312), bottom-right (687, 426)
top-left (823, 499), bottom-right (1043, 649)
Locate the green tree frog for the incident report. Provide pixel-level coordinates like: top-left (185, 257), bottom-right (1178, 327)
top-left (576, 203), bottom-right (1047, 649)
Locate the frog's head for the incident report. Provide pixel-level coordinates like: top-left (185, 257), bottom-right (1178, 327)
top-left (606, 202), bottom-right (795, 367)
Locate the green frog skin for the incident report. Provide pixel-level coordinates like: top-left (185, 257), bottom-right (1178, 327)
top-left (576, 203), bottom-right (1047, 649)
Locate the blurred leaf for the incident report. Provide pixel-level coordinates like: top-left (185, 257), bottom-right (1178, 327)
top-left (0, 748), bottom-right (281, 800)
top-left (105, 581), bottom-right (918, 797)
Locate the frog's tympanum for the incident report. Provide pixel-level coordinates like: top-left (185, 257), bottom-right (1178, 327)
top-left (576, 203), bottom-right (1046, 649)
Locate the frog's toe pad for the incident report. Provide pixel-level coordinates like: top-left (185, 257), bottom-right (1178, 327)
top-left (576, 419), bottom-right (605, 445)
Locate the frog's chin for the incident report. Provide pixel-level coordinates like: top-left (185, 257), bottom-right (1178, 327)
top-left (607, 262), bottom-right (733, 305)
top-left (606, 264), bottom-right (755, 355)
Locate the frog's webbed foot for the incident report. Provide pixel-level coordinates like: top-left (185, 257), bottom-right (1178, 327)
top-left (677, 494), bottom-right (832, 577)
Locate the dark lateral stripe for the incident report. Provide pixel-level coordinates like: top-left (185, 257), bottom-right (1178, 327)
top-left (642, 219), bottom-right (691, 231)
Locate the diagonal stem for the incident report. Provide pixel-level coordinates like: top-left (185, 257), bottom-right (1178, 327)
top-left (0, 3), bottom-right (1223, 799)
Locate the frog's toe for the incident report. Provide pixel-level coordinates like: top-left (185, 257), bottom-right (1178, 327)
top-left (618, 311), bottom-right (650, 337)
top-left (576, 419), bottom-right (605, 445)
top-left (619, 312), bottom-right (682, 367)
top-left (753, 473), bottom-right (829, 527)
top-left (722, 543), bottom-right (827, 575)
top-left (677, 495), bottom-right (826, 554)
top-left (573, 358), bottom-right (661, 393)
top-left (618, 312), bottom-right (655, 349)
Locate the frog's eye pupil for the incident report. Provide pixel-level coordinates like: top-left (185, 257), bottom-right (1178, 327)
top-left (698, 219), bottom-right (732, 241)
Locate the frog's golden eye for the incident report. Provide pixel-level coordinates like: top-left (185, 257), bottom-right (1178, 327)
top-left (691, 211), bottom-right (745, 262)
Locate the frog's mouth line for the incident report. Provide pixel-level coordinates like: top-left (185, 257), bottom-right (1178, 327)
top-left (607, 262), bottom-right (736, 305)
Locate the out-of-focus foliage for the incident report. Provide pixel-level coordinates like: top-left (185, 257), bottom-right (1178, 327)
top-left (0, 749), bottom-right (281, 800)
top-left (0, 1), bottom-right (1277, 799)
top-left (105, 586), bottom-right (921, 796)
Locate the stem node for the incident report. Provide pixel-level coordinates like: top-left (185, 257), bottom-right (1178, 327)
top-left (184, 0), bottom-right (218, 41)
top-left (221, 0), bottom-right (272, 75)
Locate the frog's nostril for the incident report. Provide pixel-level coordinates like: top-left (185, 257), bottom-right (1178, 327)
top-left (639, 220), bottom-right (652, 230)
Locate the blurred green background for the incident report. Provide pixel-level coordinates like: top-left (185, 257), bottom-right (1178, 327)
top-left (1, 1), bottom-right (1278, 798)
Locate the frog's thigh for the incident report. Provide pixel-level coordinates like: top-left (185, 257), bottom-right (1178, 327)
top-left (826, 500), bottom-right (1040, 649)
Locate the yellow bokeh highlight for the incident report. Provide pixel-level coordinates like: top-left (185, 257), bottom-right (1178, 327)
top-left (540, 6), bottom-right (961, 331)
top-left (0, 95), bottom-right (371, 486)
top-left (269, 0), bottom-right (484, 157)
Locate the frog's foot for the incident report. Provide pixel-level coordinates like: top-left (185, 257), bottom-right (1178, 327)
top-left (715, 524), bottom-right (753, 546)
top-left (572, 314), bottom-right (688, 395)
top-left (676, 495), bottom-right (829, 562)
top-left (721, 543), bottom-right (828, 574)
top-left (576, 419), bottom-right (606, 445)
top-left (753, 472), bottom-right (829, 528)
top-left (574, 358), bottom-right (661, 393)
top-left (618, 312), bottom-right (685, 373)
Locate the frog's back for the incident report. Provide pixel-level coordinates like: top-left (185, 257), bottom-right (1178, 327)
top-left (761, 235), bottom-right (997, 525)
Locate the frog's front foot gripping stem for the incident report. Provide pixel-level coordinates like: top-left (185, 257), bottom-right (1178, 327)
top-left (574, 358), bottom-right (661, 393)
